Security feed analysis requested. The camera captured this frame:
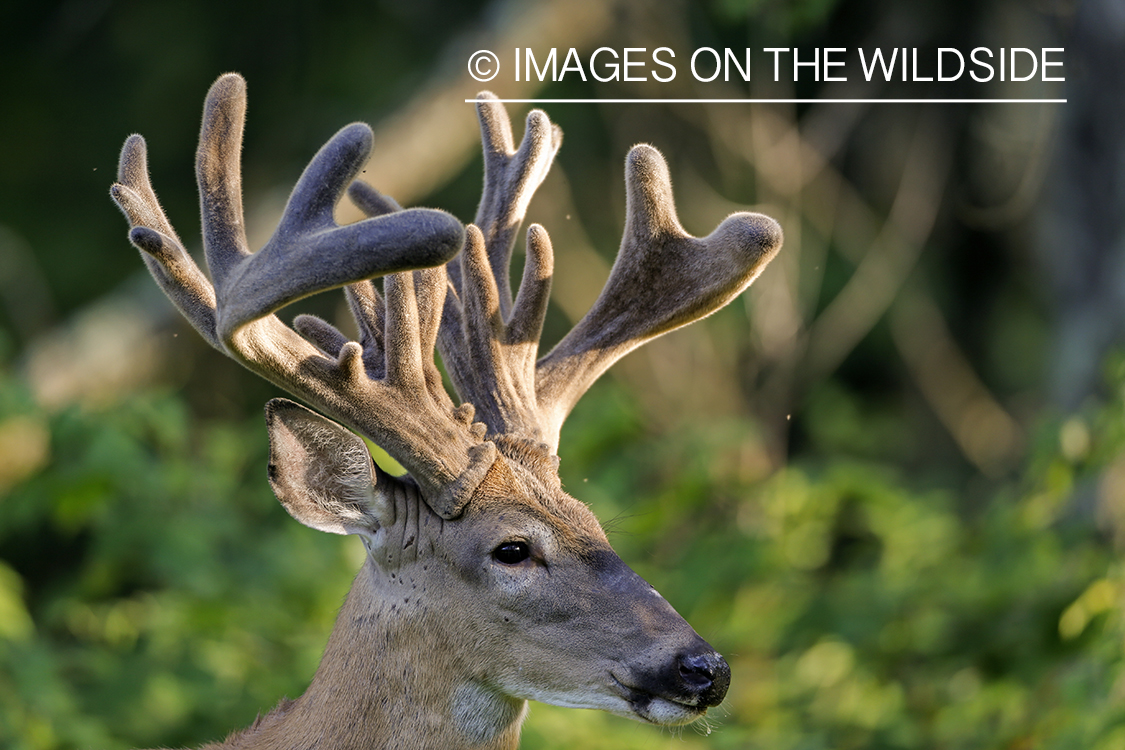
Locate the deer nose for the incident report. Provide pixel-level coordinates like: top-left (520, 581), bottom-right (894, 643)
top-left (676, 649), bottom-right (730, 706)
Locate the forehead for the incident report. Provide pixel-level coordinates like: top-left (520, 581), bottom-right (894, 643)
top-left (469, 483), bottom-right (610, 552)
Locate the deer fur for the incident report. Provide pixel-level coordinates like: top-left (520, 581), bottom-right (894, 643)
top-left (112, 73), bottom-right (782, 749)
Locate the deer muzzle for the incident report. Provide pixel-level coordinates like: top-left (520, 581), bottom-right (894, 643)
top-left (588, 550), bottom-right (731, 724)
top-left (610, 638), bottom-right (730, 725)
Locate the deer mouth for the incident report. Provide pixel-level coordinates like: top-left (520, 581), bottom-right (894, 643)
top-left (609, 674), bottom-right (709, 726)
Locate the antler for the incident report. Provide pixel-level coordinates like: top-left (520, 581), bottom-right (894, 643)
top-left (432, 94), bottom-right (783, 451)
top-left (535, 144), bottom-right (783, 446)
top-left (110, 73), bottom-right (498, 515)
top-left (111, 75), bottom-right (781, 517)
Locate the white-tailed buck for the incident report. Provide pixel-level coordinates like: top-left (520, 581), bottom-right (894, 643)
top-left (110, 73), bottom-right (781, 749)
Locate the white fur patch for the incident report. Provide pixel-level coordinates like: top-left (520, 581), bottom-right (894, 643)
top-left (451, 682), bottom-right (526, 744)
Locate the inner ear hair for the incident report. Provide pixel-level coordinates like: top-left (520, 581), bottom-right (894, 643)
top-left (265, 398), bottom-right (388, 535)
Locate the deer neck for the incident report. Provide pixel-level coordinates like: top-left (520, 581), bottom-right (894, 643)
top-left (225, 559), bottom-right (526, 750)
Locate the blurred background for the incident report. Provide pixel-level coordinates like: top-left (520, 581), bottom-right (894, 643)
top-left (2, 0), bottom-right (1123, 747)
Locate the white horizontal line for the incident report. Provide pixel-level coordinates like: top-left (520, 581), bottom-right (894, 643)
top-left (464, 98), bottom-right (1067, 104)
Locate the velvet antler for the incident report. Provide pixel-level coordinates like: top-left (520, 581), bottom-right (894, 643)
top-left (110, 74), bottom-right (498, 515)
top-left (432, 94), bottom-right (783, 451)
top-left (111, 75), bottom-right (782, 517)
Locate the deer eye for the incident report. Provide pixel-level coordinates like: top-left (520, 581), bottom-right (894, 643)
top-left (493, 541), bottom-right (531, 565)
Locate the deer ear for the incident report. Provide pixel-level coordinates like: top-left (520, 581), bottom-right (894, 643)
top-left (265, 398), bottom-right (394, 536)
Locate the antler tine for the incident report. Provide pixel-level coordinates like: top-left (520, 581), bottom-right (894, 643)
top-left (195, 75), bottom-right (464, 340)
top-left (413, 265), bottom-right (459, 409)
top-left (112, 134), bottom-right (220, 348)
top-left (456, 91), bottom-right (561, 318)
top-left (534, 145), bottom-right (783, 449)
top-left (507, 223), bottom-right (554, 371)
top-left (294, 182), bottom-right (404, 380)
top-left (195, 74), bottom-right (250, 294)
top-left (110, 73), bottom-right (502, 518)
top-left (434, 97), bottom-right (560, 443)
top-left (383, 267), bottom-right (457, 411)
top-left (438, 224), bottom-right (552, 442)
top-left (345, 279), bottom-right (388, 378)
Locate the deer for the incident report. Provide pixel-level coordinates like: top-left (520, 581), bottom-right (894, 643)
top-left (109, 72), bottom-right (782, 750)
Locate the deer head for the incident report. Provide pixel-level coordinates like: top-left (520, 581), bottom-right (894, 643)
top-left (110, 73), bottom-right (781, 749)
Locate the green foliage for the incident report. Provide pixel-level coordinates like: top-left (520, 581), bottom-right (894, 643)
top-left (3, 357), bottom-right (1123, 748)
top-left (0, 369), bottom-right (360, 749)
top-left (550, 374), bottom-right (1125, 748)
top-left (531, 377), bottom-right (1125, 749)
